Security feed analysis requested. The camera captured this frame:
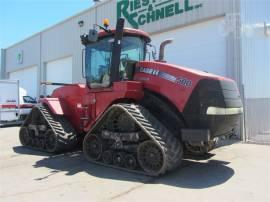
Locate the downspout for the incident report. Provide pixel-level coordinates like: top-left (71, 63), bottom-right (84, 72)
top-left (39, 32), bottom-right (43, 98)
top-left (237, 0), bottom-right (246, 142)
top-left (0, 49), bottom-right (6, 79)
top-left (234, 0), bottom-right (246, 141)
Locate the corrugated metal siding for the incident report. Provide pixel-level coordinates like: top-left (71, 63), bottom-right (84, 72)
top-left (0, 49), bottom-right (6, 79)
top-left (97, 1), bottom-right (118, 26)
top-left (245, 99), bottom-right (270, 143)
top-left (225, 0), bottom-right (242, 84)
top-left (41, 7), bottom-right (96, 84)
top-left (116, 0), bottom-right (233, 34)
top-left (5, 34), bottom-right (41, 73)
top-left (9, 65), bottom-right (38, 98)
top-left (240, 0), bottom-right (270, 143)
top-left (241, 0), bottom-right (270, 99)
top-left (150, 17), bottom-right (227, 76)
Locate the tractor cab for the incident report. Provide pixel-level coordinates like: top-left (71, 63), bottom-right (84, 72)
top-left (81, 19), bottom-right (150, 89)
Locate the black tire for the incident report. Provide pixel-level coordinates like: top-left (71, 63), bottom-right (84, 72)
top-left (113, 152), bottom-right (125, 167)
top-left (45, 129), bottom-right (58, 152)
top-left (19, 127), bottom-right (31, 146)
top-left (137, 140), bottom-right (164, 173)
top-left (19, 105), bottom-right (79, 153)
top-left (124, 154), bottom-right (137, 170)
top-left (102, 150), bottom-right (113, 164)
top-left (83, 134), bottom-right (103, 161)
top-left (82, 103), bottom-right (183, 176)
top-left (123, 104), bottom-right (183, 175)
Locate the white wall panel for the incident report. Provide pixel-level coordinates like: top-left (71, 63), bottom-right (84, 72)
top-left (0, 49), bottom-right (6, 79)
top-left (151, 17), bottom-right (227, 76)
top-left (241, 0), bottom-right (270, 99)
top-left (45, 57), bottom-right (72, 95)
top-left (9, 66), bottom-right (38, 98)
top-left (115, 0), bottom-right (233, 34)
top-left (240, 0), bottom-right (270, 143)
top-left (5, 34), bottom-right (40, 73)
top-left (41, 7), bottom-right (96, 84)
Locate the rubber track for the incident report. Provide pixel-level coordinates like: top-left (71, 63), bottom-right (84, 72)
top-left (21, 104), bottom-right (78, 153)
top-left (85, 103), bottom-right (183, 176)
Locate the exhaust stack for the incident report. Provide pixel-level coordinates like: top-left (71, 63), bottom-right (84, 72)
top-left (158, 39), bottom-right (173, 62)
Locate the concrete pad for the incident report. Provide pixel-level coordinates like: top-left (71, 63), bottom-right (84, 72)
top-left (0, 127), bottom-right (269, 202)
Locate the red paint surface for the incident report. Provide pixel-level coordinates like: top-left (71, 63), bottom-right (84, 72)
top-left (42, 81), bottom-right (143, 133)
top-left (99, 28), bottom-right (151, 42)
top-left (134, 61), bottom-right (235, 112)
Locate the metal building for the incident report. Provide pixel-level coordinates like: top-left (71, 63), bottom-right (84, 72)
top-left (0, 0), bottom-right (269, 143)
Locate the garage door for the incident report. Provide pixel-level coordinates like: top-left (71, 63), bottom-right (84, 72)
top-left (150, 18), bottom-right (226, 76)
top-left (46, 57), bottom-right (72, 95)
top-left (9, 66), bottom-right (38, 98)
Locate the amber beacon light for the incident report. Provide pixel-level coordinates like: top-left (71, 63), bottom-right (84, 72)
top-left (103, 18), bottom-right (110, 29)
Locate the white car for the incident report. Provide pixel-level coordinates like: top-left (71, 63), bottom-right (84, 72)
top-left (19, 94), bottom-right (37, 120)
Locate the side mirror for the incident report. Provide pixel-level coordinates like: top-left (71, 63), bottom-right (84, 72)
top-left (88, 29), bottom-right (98, 42)
top-left (146, 44), bottom-right (157, 61)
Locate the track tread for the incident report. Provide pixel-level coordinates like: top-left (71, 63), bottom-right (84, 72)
top-left (84, 103), bottom-right (183, 176)
top-left (20, 104), bottom-right (79, 153)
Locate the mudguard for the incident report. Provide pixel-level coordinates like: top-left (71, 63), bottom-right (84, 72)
top-left (40, 98), bottom-right (64, 115)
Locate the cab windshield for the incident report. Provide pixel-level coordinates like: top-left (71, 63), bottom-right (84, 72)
top-left (85, 36), bottom-right (145, 88)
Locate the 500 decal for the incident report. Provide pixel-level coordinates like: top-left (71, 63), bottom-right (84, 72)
top-left (137, 67), bottom-right (192, 87)
top-left (117, 0), bottom-right (203, 28)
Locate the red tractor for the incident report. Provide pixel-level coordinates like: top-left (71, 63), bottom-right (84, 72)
top-left (19, 18), bottom-right (242, 176)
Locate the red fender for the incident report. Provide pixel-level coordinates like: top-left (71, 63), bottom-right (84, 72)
top-left (40, 98), bottom-right (64, 115)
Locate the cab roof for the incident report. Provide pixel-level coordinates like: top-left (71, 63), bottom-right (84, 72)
top-left (98, 28), bottom-right (151, 43)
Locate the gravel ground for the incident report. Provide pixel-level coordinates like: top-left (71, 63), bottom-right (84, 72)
top-left (0, 126), bottom-right (269, 202)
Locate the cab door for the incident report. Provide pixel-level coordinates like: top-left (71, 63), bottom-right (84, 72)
top-left (81, 92), bottom-right (96, 131)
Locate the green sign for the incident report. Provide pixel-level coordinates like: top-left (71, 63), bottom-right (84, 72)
top-left (17, 50), bottom-right (23, 64)
top-left (117, 0), bottom-right (203, 29)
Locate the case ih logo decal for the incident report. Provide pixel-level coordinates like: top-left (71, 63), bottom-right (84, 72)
top-left (117, 0), bottom-right (203, 28)
top-left (137, 67), bottom-right (192, 87)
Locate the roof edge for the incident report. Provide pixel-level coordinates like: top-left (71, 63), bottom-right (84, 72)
top-left (4, 0), bottom-right (112, 50)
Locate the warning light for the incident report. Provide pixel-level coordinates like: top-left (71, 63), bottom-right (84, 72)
top-left (103, 18), bottom-right (110, 29)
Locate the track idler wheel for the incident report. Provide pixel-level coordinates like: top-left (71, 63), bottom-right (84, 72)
top-left (137, 140), bottom-right (165, 175)
top-left (102, 150), bottom-right (113, 164)
top-left (124, 154), bottom-right (137, 170)
top-left (113, 152), bottom-right (125, 167)
top-left (83, 134), bottom-right (103, 161)
top-left (45, 129), bottom-right (58, 152)
top-left (19, 127), bottom-right (31, 146)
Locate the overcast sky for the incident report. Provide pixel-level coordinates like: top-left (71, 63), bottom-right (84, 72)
top-left (0, 0), bottom-right (93, 49)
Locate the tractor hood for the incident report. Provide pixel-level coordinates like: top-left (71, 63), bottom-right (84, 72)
top-left (136, 61), bottom-right (232, 82)
top-left (134, 61), bottom-right (242, 113)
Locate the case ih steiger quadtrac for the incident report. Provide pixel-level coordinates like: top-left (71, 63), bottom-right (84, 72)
top-left (19, 18), bottom-right (243, 176)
